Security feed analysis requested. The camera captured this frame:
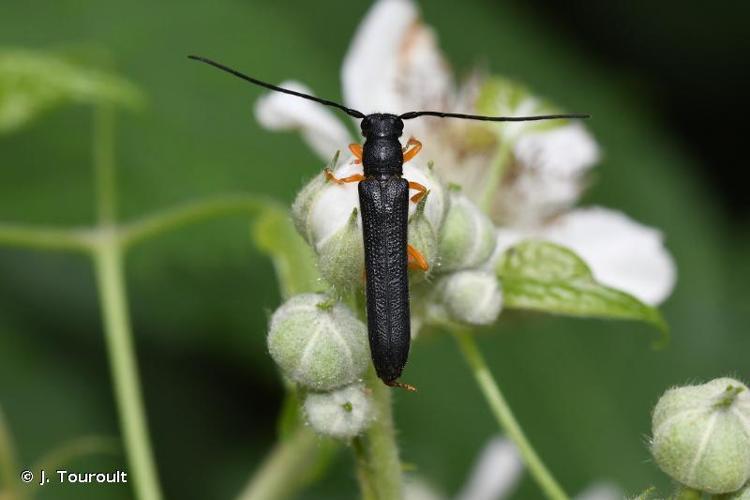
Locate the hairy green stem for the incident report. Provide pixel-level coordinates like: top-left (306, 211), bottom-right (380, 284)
top-left (0, 224), bottom-right (93, 253)
top-left (454, 330), bottom-right (568, 500)
top-left (121, 195), bottom-right (272, 248)
top-left (93, 236), bottom-right (162, 500)
top-left (352, 437), bottom-right (377, 500)
top-left (235, 426), bottom-right (318, 500)
top-left (361, 372), bottom-right (403, 500)
top-left (479, 140), bottom-right (512, 213)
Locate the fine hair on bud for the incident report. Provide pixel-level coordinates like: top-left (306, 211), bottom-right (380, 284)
top-left (651, 377), bottom-right (750, 494)
top-left (267, 293), bottom-right (370, 391)
top-left (438, 191), bottom-right (497, 273)
top-left (303, 383), bottom-right (373, 439)
top-left (433, 270), bottom-right (503, 325)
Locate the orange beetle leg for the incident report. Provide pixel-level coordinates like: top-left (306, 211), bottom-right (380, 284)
top-left (324, 168), bottom-right (365, 184)
top-left (402, 137), bottom-right (422, 163)
top-left (407, 243), bottom-right (429, 272)
top-left (349, 143), bottom-right (363, 164)
top-left (408, 181), bottom-right (428, 203)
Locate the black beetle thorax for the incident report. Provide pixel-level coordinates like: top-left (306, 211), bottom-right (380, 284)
top-left (362, 137), bottom-right (403, 177)
top-left (360, 113), bottom-right (405, 178)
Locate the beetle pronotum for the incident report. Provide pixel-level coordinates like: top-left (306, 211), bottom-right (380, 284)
top-left (188, 55), bottom-right (588, 390)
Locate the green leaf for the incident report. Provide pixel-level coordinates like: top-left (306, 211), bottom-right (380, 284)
top-left (0, 48), bottom-right (144, 133)
top-left (497, 240), bottom-right (668, 343)
top-left (251, 205), bottom-right (322, 299)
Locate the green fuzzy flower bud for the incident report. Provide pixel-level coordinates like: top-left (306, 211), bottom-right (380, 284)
top-left (724, 483), bottom-right (750, 499)
top-left (408, 193), bottom-right (438, 282)
top-left (438, 192), bottom-right (496, 273)
top-left (303, 383), bottom-right (373, 439)
top-left (267, 294), bottom-right (369, 391)
top-left (291, 151), bottom-right (339, 244)
top-left (431, 270), bottom-right (503, 325)
top-left (651, 377), bottom-right (750, 494)
top-left (317, 207), bottom-right (364, 294)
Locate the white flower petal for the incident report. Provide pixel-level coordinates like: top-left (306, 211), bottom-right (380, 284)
top-left (342, 0), bottom-right (452, 121)
top-left (574, 481), bottom-right (624, 500)
top-left (494, 207), bottom-right (676, 305)
top-left (455, 437), bottom-right (523, 500)
top-left (254, 80), bottom-right (351, 161)
top-left (514, 123), bottom-right (600, 177)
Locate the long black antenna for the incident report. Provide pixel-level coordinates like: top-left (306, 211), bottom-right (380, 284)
top-left (188, 55), bottom-right (366, 119)
top-left (400, 110), bottom-right (589, 121)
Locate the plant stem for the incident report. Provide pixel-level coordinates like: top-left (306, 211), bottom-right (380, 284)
top-left (93, 235), bottom-right (163, 500)
top-left (0, 224), bottom-right (92, 253)
top-left (121, 195), bottom-right (272, 248)
top-left (360, 372), bottom-right (403, 500)
top-left (454, 330), bottom-right (568, 500)
top-left (352, 437), bottom-right (377, 500)
top-left (479, 140), bottom-right (512, 213)
top-left (235, 426), bottom-right (319, 500)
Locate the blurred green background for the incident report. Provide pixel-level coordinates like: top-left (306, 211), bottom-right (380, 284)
top-left (1, 1), bottom-right (748, 499)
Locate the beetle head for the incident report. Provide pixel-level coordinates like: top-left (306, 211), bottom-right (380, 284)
top-left (361, 113), bottom-right (403, 139)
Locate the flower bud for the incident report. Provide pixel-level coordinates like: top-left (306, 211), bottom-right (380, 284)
top-left (432, 270), bottom-right (502, 325)
top-left (651, 377), bottom-right (750, 494)
top-left (408, 193), bottom-right (438, 281)
top-left (404, 160), bottom-right (447, 230)
top-left (317, 207), bottom-right (364, 294)
top-left (438, 192), bottom-right (496, 273)
top-left (267, 294), bottom-right (369, 391)
top-left (291, 169), bottom-right (328, 245)
top-left (303, 383), bottom-right (373, 439)
top-left (725, 483), bottom-right (750, 499)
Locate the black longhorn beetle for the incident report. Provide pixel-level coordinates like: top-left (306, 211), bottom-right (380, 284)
top-left (188, 55), bottom-right (588, 390)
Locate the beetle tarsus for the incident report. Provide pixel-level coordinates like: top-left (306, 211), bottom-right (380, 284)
top-left (385, 379), bottom-right (418, 392)
top-left (407, 243), bottom-right (429, 272)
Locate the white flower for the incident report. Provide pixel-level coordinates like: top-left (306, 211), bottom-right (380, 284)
top-left (254, 0), bottom-right (676, 306)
